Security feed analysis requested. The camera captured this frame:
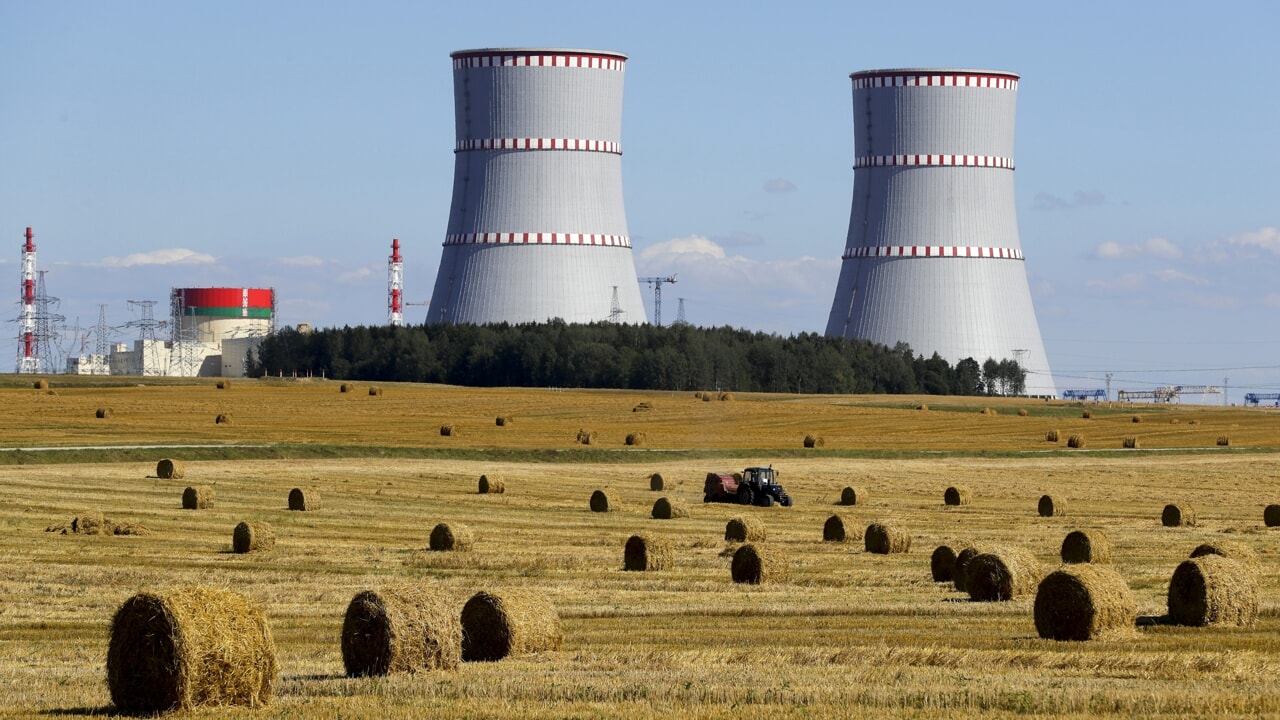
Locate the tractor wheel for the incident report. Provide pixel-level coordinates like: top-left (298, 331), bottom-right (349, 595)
top-left (737, 486), bottom-right (754, 505)
top-left (759, 494), bottom-right (774, 508)
top-left (780, 495), bottom-right (793, 507)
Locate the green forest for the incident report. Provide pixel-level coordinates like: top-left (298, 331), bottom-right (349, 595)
top-left (250, 322), bottom-right (1028, 396)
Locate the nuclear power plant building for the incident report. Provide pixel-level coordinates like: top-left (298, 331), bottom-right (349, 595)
top-left (826, 69), bottom-right (1056, 396)
top-left (427, 48), bottom-right (647, 325)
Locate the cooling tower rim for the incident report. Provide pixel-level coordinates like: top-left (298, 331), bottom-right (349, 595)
top-left (451, 47), bottom-right (627, 60)
top-left (851, 68), bottom-right (1019, 80)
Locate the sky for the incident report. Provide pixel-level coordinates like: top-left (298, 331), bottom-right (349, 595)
top-left (2, 1), bottom-right (1279, 401)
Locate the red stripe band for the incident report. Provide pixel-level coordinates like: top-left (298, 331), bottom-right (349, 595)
top-left (842, 245), bottom-right (1024, 260)
top-left (453, 54), bottom-right (625, 71)
top-left (853, 73), bottom-right (1017, 90)
top-left (455, 138), bottom-right (622, 154)
top-left (445, 233), bottom-right (632, 248)
top-left (854, 155), bottom-right (1013, 170)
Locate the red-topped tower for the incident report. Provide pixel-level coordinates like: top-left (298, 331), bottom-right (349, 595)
top-left (388, 238), bottom-right (404, 326)
top-left (16, 227), bottom-right (38, 374)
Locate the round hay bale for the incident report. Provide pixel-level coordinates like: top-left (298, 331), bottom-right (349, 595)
top-left (216, 380), bottom-right (230, 389)
top-left (1082, 409), bottom-right (1093, 419)
top-left (340, 383), bottom-right (355, 393)
top-left (625, 432), bottom-right (646, 446)
top-left (232, 521), bottom-right (275, 554)
top-left (725, 516), bottom-right (766, 543)
top-left (731, 543), bottom-right (789, 584)
top-left (1034, 564), bottom-right (1136, 641)
top-left (1038, 494), bottom-right (1066, 517)
top-left (1131, 415), bottom-right (1142, 423)
top-left (823, 514), bottom-right (861, 543)
top-left (70, 511), bottom-right (108, 535)
top-left (156, 459), bottom-right (185, 479)
top-left (1067, 434), bottom-right (1086, 449)
top-left (864, 522), bottom-right (910, 554)
top-left (623, 533), bottom-right (673, 571)
top-left (576, 428), bottom-right (597, 445)
top-left (478, 474), bottom-right (505, 494)
top-left (429, 522), bottom-right (474, 552)
top-left (718, 392), bottom-right (734, 401)
top-left (1060, 529), bottom-right (1112, 564)
top-left (648, 473), bottom-right (665, 491)
top-left (966, 547), bottom-right (1042, 601)
top-left (1167, 555), bottom-right (1258, 627)
top-left (33, 379), bottom-right (50, 389)
top-left (916, 403), bottom-right (928, 411)
top-left (839, 485), bottom-right (865, 506)
top-left (1264, 504), bottom-right (1280, 527)
top-left (943, 486), bottom-right (971, 506)
top-left (701, 393), bottom-right (712, 402)
top-left (107, 586), bottom-right (277, 713)
top-left (460, 589), bottom-right (562, 662)
top-left (1216, 435), bottom-right (1231, 447)
top-left (693, 391), bottom-right (705, 400)
top-left (651, 496), bottom-right (689, 520)
top-left (931, 545), bottom-right (959, 582)
top-left (341, 586), bottom-right (461, 677)
top-left (952, 545), bottom-right (990, 592)
top-left (1189, 540), bottom-right (1261, 579)
top-left (1161, 503), bottom-right (1196, 527)
top-left (182, 486), bottom-right (213, 510)
top-left (1017, 408), bottom-right (1030, 417)
top-left (368, 386), bottom-right (383, 396)
top-left (980, 407), bottom-right (997, 416)
top-left (215, 413), bottom-right (233, 425)
top-left (95, 407), bottom-right (113, 419)
top-left (1122, 436), bottom-right (1139, 449)
top-left (288, 487), bottom-right (320, 512)
top-left (440, 424), bottom-right (458, 437)
top-left (1045, 429), bottom-right (1060, 442)
top-left (495, 415), bottom-right (512, 426)
top-left (803, 434), bottom-right (824, 448)
top-left (589, 489), bottom-right (618, 513)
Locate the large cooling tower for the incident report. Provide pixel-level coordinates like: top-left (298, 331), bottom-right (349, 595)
top-left (826, 69), bottom-right (1055, 396)
top-left (427, 48), bottom-right (646, 325)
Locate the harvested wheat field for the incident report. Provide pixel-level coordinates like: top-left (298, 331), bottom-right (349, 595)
top-left (1, 378), bottom-right (1280, 718)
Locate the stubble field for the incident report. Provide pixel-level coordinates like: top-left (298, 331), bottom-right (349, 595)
top-left (1, 377), bottom-right (1279, 718)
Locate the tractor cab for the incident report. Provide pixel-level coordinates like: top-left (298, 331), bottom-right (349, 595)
top-left (743, 466), bottom-right (776, 485)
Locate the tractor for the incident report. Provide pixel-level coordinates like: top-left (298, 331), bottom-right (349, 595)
top-left (703, 466), bottom-right (792, 507)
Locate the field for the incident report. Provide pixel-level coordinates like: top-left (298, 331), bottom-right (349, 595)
top-left (2, 377), bottom-right (1279, 718)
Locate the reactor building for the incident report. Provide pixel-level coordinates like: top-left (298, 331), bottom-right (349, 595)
top-left (825, 68), bottom-right (1056, 396)
top-left (426, 48), bottom-right (647, 325)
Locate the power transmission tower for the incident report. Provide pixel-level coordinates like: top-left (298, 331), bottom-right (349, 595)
top-left (637, 275), bottom-right (677, 326)
top-left (608, 286), bottom-right (623, 323)
top-left (675, 297), bottom-right (687, 325)
top-left (126, 300), bottom-right (168, 375)
top-left (33, 270), bottom-right (66, 374)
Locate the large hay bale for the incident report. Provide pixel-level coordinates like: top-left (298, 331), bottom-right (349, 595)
top-left (1122, 436), bottom-right (1139, 449)
top-left (823, 514), bottom-right (861, 543)
top-left (839, 485), bottom-right (865, 506)
top-left (966, 547), bottom-right (1042, 601)
top-left (95, 407), bottom-right (114, 419)
top-left (725, 516), bottom-right (766, 543)
top-left (156, 458), bottom-right (185, 479)
top-left (429, 523), bottom-right (474, 552)
top-left (952, 545), bottom-right (990, 592)
top-left (701, 393), bottom-right (712, 402)
top-left (731, 543), bottom-right (789, 584)
top-left (624, 533), bottom-right (673, 571)
top-left (625, 432), bottom-right (646, 446)
top-left (589, 489), bottom-right (618, 513)
top-left (495, 415), bottom-right (512, 426)
top-left (718, 392), bottom-right (734, 401)
top-left (651, 496), bottom-right (689, 520)
top-left (70, 511), bottom-right (108, 535)
top-left (631, 402), bottom-right (652, 412)
top-left (440, 424), bottom-right (458, 437)
top-left (1217, 435), bottom-right (1231, 447)
top-left (931, 545), bottom-right (959, 582)
top-left (803, 434), bottom-right (824, 448)
top-left (1034, 564), bottom-right (1136, 641)
top-left (1060, 529), bottom-right (1112, 564)
top-left (341, 586), bottom-right (461, 677)
top-left (340, 383), bottom-right (355, 393)
top-left (1038, 494), bottom-right (1066, 517)
top-left (182, 486), bottom-right (213, 510)
top-left (944, 486), bottom-right (971, 506)
top-left (1264, 504), bottom-right (1280, 527)
top-left (107, 586), bottom-right (277, 713)
top-left (864, 522), bottom-right (910, 554)
top-left (1162, 503), bottom-right (1196, 527)
top-left (576, 428), bottom-right (597, 445)
top-left (478, 474), bottom-right (505, 494)
top-left (1045, 429), bottom-right (1060, 442)
top-left (460, 589), bottom-right (563, 662)
top-left (232, 521), bottom-right (275, 554)
top-left (111, 521), bottom-right (151, 536)
top-left (216, 380), bottom-right (230, 389)
top-left (368, 386), bottom-right (383, 397)
top-left (1082, 409), bottom-right (1093, 419)
top-left (916, 403), bottom-right (928, 411)
top-left (215, 413), bottom-right (233, 425)
top-left (1017, 408), bottom-right (1030, 417)
top-left (980, 407), bottom-right (997, 416)
top-left (1189, 540), bottom-right (1261, 578)
top-left (648, 473), bottom-right (665, 491)
top-left (33, 379), bottom-right (50, 389)
top-left (1067, 434), bottom-right (1086, 449)
top-left (1167, 555), bottom-right (1258, 627)
top-left (288, 487), bottom-right (320, 511)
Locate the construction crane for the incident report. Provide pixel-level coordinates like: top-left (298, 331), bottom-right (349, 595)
top-left (637, 275), bottom-right (677, 326)
top-left (1117, 385), bottom-right (1221, 404)
top-left (1061, 389), bottom-right (1106, 401)
top-left (403, 300), bottom-right (429, 323)
top-left (1244, 393), bottom-right (1280, 407)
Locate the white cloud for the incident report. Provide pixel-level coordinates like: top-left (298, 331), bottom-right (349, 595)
top-left (336, 267), bottom-right (375, 284)
top-left (1096, 237), bottom-right (1182, 260)
top-left (1226, 226), bottom-right (1280, 254)
top-left (762, 177), bottom-right (797, 194)
top-left (1086, 273), bottom-right (1146, 292)
top-left (640, 235), bottom-right (726, 262)
top-left (1151, 269), bottom-right (1206, 285)
top-left (275, 255), bottom-right (327, 267)
top-left (98, 248), bottom-right (217, 267)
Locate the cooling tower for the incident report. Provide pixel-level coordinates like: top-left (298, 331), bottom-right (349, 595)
top-left (826, 69), bottom-right (1055, 396)
top-left (427, 48), bottom-right (646, 325)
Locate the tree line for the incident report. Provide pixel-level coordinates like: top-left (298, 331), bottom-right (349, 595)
top-left (250, 321), bottom-right (1028, 396)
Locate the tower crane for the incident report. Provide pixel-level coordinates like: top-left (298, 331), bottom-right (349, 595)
top-left (637, 275), bottom-right (677, 326)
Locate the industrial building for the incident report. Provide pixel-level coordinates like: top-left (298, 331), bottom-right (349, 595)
top-left (825, 69), bottom-right (1056, 396)
top-left (426, 48), bottom-right (647, 325)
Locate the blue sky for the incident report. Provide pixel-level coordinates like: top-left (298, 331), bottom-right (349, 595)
top-left (3, 1), bottom-right (1279, 400)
